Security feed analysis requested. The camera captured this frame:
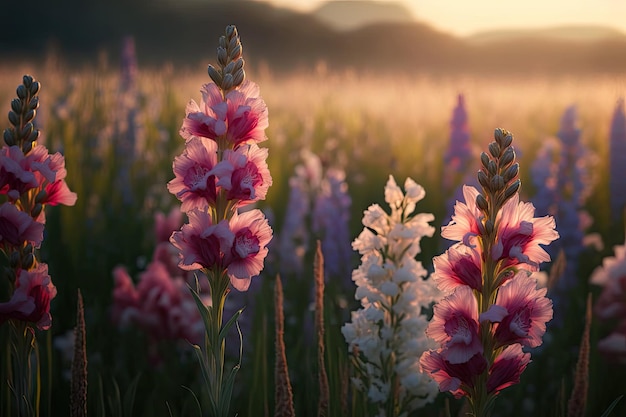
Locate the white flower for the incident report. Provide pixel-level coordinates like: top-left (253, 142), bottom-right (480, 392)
top-left (343, 176), bottom-right (440, 415)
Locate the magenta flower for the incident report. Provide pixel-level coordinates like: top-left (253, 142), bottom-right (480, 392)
top-left (0, 202), bottom-right (44, 248)
top-left (224, 80), bottom-right (269, 147)
top-left (211, 143), bottom-right (272, 206)
top-left (441, 185), bottom-right (483, 247)
top-left (0, 264), bottom-right (57, 330)
top-left (154, 207), bottom-right (183, 244)
top-left (491, 194), bottom-right (558, 269)
top-left (39, 150), bottom-right (77, 207)
top-left (432, 243), bottom-right (483, 293)
top-left (225, 209), bottom-right (272, 291)
top-left (485, 271), bottom-right (553, 349)
top-left (426, 285), bottom-right (483, 364)
top-left (487, 344), bottom-right (531, 395)
top-left (167, 137), bottom-right (219, 212)
top-left (180, 83), bottom-right (228, 141)
top-left (419, 349), bottom-right (487, 399)
top-left (0, 145), bottom-right (40, 200)
top-left (180, 80), bottom-right (268, 149)
top-left (170, 208), bottom-right (234, 271)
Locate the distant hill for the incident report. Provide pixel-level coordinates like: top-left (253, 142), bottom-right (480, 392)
top-left (2, 0), bottom-right (626, 75)
top-left (313, 0), bottom-right (414, 31)
top-left (467, 25), bottom-right (626, 44)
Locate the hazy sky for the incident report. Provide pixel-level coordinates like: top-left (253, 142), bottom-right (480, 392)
top-left (259, 0), bottom-right (626, 36)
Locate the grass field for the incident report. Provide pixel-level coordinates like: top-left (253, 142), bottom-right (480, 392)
top-left (1, 55), bottom-right (625, 416)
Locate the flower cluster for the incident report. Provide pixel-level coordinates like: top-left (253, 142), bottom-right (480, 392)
top-left (420, 129), bottom-right (558, 415)
top-left (342, 175), bottom-right (440, 415)
top-left (111, 208), bottom-right (206, 347)
top-left (168, 26), bottom-right (272, 292)
top-left (610, 98), bottom-right (626, 221)
top-left (0, 75), bottom-right (77, 331)
top-left (166, 26), bottom-right (272, 417)
top-left (590, 236), bottom-right (626, 363)
top-left (277, 149), bottom-right (352, 282)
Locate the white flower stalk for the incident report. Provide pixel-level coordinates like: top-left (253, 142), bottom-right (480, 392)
top-left (342, 175), bottom-right (440, 416)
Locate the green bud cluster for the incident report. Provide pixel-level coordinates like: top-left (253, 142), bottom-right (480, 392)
top-left (3, 75), bottom-right (41, 155)
top-left (208, 25), bottom-right (246, 92)
top-left (476, 128), bottom-right (520, 218)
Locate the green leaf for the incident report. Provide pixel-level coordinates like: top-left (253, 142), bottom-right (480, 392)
top-left (181, 385), bottom-right (203, 417)
top-left (600, 395), bottom-right (624, 417)
top-left (218, 319), bottom-right (243, 415)
top-left (218, 307), bottom-right (245, 343)
top-left (123, 373), bottom-right (141, 417)
top-left (188, 284), bottom-right (215, 351)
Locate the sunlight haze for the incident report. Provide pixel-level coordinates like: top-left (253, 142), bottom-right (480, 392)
top-left (257, 0), bottom-right (626, 36)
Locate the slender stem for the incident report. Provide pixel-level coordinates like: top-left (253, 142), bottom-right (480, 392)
top-left (207, 268), bottom-right (230, 417)
top-left (9, 320), bottom-right (36, 417)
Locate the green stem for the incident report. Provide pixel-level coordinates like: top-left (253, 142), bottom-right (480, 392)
top-left (207, 268), bottom-right (230, 417)
top-left (9, 320), bottom-right (36, 417)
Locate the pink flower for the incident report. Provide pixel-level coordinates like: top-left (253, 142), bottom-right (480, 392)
top-left (0, 264), bottom-right (57, 330)
top-left (426, 285), bottom-right (483, 364)
top-left (432, 243), bottom-right (483, 293)
top-left (111, 266), bottom-right (140, 327)
top-left (0, 202), bottom-right (44, 248)
top-left (597, 326), bottom-right (626, 364)
top-left (180, 83), bottom-right (228, 141)
top-left (154, 207), bottom-right (183, 243)
top-left (491, 195), bottom-right (559, 269)
top-left (211, 143), bottom-right (272, 206)
top-left (590, 240), bottom-right (626, 321)
top-left (419, 349), bottom-right (487, 398)
top-left (441, 185), bottom-right (483, 247)
top-left (179, 80), bottom-right (268, 149)
top-left (0, 145), bottom-right (39, 199)
top-left (487, 344), bottom-right (531, 395)
top-left (225, 209), bottom-right (272, 291)
top-left (111, 262), bottom-right (205, 344)
top-left (167, 137), bottom-right (219, 212)
top-left (170, 208), bottom-right (234, 271)
top-left (224, 80), bottom-right (269, 148)
top-left (486, 272), bottom-right (553, 349)
top-left (38, 150), bottom-right (77, 207)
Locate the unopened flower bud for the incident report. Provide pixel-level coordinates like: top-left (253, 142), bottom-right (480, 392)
top-left (16, 84), bottom-right (27, 99)
top-left (494, 128), bottom-right (509, 146)
top-left (485, 219), bottom-right (494, 235)
top-left (219, 35), bottom-right (227, 49)
top-left (222, 73), bottom-right (234, 90)
top-left (490, 175), bottom-right (505, 191)
top-left (208, 65), bottom-right (223, 85)
top-left (476, 194), bottom-right (489, 212)
top-left (29, 96), bottom-right (39, 110)
top-left (500, 147), bottom-right (515, 168)
top-left (223, 61), bottom-right (236, 75)
top-left (24, 109), bottom-right (35, 123)
top-left (11, 98), bottom-right (22, 113)
top-left (226, 25), bottom-right (237, 39)
top-left (3, 128), bottom-right (15, 146)
top-left (487, 160), bottom-right (497, 175)
top-left (31, 203), bottom-right (43, 218)
top-left (478, 170), bottom-right (490, 190)
top-left (501, 131), bottom-right (513, 148)
top-left (8, 110), bottom-right (19, 126)
top-left (229, 43), bottom-right (242, 61)
top-left (24, 243), bottom-right (33, 254)
top-left (480, 152), bottom-right (490, 170)
top-left (35, 189), bottom-right (47, 204)
top-left (10, 251), bottom-right (21, 268)
top-left (22, 140), bottom-right (32, 154)
top-left (22, 253), bottom-right (35, 270)
top-left (23, 75), bottom-right (33, 88)
top-left (504, 179), bottom-right (521, 200)
top-left (503, 163), bottom-right (519, 183)
top-left (232, 68), bottom-right (245, 87)
top-left (28, 129), bottom-right (39, 142)
top-left (217, 47), bottom-right (228, 67)
top-left (29, 81), bottom-right (40, 96)
top-left (489, 142), bottom-right (500, 158)
top-left (21, 122), bottom-right (33, 139)
top-left (233, 57), bottom-right (244, 72)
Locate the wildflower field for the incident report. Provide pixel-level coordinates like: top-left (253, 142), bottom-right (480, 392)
top-left (1, 27), bottom-right (626, 417)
